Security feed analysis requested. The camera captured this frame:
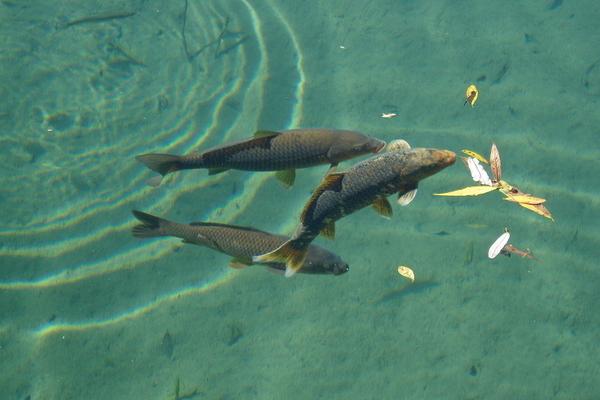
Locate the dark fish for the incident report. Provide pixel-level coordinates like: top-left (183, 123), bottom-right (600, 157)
top-left (136, 129), bottom-right (385, 187)
top-left (131, 210), bottom-right (348, 275)
top-left (501, 244), bottom-right (535, 259)
top-left (253, 147), bottom-right (456, 276)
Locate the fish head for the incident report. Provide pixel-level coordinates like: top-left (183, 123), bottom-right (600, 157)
top-left (392, 148), bottom-right (456, 183)
top-left (327, 132), bottom-right (386, 163)
top-left (302, 245), bottom-right (349, 275)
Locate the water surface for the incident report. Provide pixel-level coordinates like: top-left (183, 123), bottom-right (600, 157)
top-left (1, 0), bottom-right (599, 399)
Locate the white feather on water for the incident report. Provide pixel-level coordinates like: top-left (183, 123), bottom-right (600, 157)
top-left (467, 157), bottom-right (493, 186)
top-left (488, 231), bottom-right (511, 259)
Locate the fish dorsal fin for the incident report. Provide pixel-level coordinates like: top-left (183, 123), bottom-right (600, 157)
top-left (253, 130), bottom-right (280, 138)
top-left (300, 172), bottom-right (345, 224)
top-left (372, 197), bottom-right (393, 219)
top-left (320, 220), bottom-right (336, 239)
top-left (188, 221), bottom-right (265, 233)
top-left (229, 257), bottom-right (253, 269)
top-left (275, 169), bottom-right (296, 188)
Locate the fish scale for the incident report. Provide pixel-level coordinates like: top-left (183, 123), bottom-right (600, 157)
top-left (202, 133), bottom-right (333, 170)
top-left (136, 129), bottom-right (386, 187)
top-left (253, 147), bottom-right (456, 277)
top-left (164, 221), bottom-right (285, 257)
top-left (131, 210), bottom-right (349, 275)
top-left (307, 151), bottom-right (406, 226)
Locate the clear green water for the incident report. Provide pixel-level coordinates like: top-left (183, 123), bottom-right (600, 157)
top-left (1, 0), bottom-right (599, 399)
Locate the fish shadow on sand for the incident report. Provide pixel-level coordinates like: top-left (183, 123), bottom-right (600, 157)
top-left (370, 280), bottom-right (440, 305)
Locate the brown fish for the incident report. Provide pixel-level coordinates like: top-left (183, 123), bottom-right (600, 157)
top-left (136, 129), bottom-right (385, 187)
top-left (131, 210), bottom-right (349, 275)
top-left (500, 244), bottom-right (535, 259)
top-left (253, 147), bottom-right (456, 276)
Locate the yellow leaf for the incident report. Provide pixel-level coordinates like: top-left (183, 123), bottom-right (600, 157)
top-left (498, 180), bottom-right (514, 193)
top-left (434, 185), bottom-right (498, 196)
top-left (461, 149), bottom-right (488, 164)
top-left (465, 84), bottom-right (479, 107)
top-left (518, 202), bottom-right (554, 221)
top-left (397, 266), bottom-right (415, 282)
top-left (503, 194), bottom-right (546, 204)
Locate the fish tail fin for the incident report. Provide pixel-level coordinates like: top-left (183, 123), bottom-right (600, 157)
top-left (136, 153), bottom-right (185, 177)
top-left (131, 210), bottom-right (171, 238)
top-left (252, 239), bottom-right (308, 278)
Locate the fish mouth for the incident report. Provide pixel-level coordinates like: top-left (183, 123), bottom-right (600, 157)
top-left (430, 149), bottom-right (456, 168)
top-left (434, 149), bottom-right (456, 166)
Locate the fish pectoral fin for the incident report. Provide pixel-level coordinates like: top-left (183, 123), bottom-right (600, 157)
top-left (229, 257), bottom-right (253, 269)
top-left (252, 240), bottom-right (307, 278)
top-left (320, 220), bottom-right (336, 239)
top-left (253, 130), bottom-right (280, 138)
top-left (372, 197), bottom-right (393, 219)
top-left (208, 167), bottom-right (229, 175)
top-left (275, 169), bottom-right (296, 188)
top-left (397, 184), bottom-right (418, 206)
top-left (397, 189), bottom-right (418, 206)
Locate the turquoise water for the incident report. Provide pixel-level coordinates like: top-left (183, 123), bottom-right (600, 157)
top-left (1, 0), bottom-right (599, 398)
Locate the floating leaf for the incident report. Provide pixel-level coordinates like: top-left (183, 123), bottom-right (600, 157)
top-left (397, 265), bottom-right (415, 282)
top-left (518, 202), bottom-right (554, 221)
top-left (465, 84), bottom-right (479, 107)
top-left (488, 230), bottom-right (510, 259)
top-left (462, 149), bottom-right (488, 164)
top-left (498, 180), bottom-right (515, 193)
top-left (503, 194), bottom-right (546, 205)
top-left (489, 143), bottom-right (502, 182)
top-left (434, 185), bottom-right (498, 196)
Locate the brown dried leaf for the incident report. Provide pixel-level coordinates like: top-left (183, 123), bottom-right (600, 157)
top-left (490, 143), bottom-right (502, 182)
